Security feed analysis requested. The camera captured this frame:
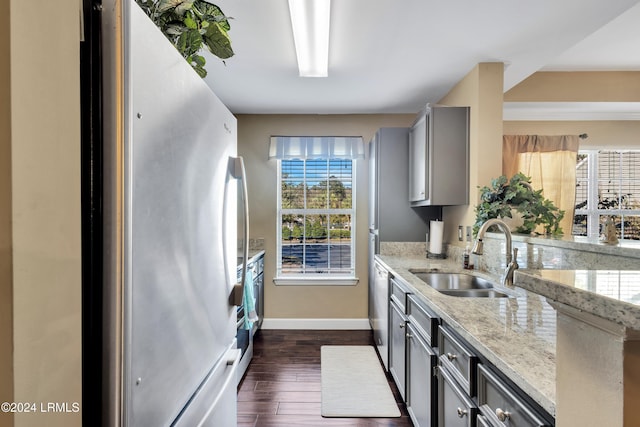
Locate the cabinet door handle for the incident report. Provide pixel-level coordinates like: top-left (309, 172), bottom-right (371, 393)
top-left (496, 408), bottom-right (511, 421)
top-left (406, 333), bottom-right (413, 339)
top-left (399, 323), bottom-right (405, 329)
top-left (456, 407), bottom-right (468, 418)
top-left (446, 352), bottom-right (458, 361)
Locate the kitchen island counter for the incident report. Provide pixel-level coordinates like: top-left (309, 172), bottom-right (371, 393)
top-left (515, 269), bottom-right (640, 330)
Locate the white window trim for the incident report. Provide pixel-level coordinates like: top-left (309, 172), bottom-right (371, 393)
top-left (273, 276), bottom-right (359, 286)
top-left (276, 159), bottom-right (357, 283)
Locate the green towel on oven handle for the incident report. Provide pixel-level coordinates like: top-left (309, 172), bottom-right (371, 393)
top-left (243, 268), bottom-right (258, 329)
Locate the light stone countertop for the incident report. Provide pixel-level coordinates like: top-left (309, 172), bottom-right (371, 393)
top-left (507, 233), bottom-right (640, 259)
top-left (376, 254), bottom-right (557, 417)
top-left (515, 269), bottom-right (640, 330)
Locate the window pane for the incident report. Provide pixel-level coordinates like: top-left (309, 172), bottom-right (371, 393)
top-left (575, 180), bottom-right (587, 210)
top-left (597, 179), bottom-right (622, 210)
top-left (620, 181), bottom-right (640, 209)
top-left (281, 214), bottom-right (304, 273)
top-left (282, 160), bottom-right (304, 209)
top-left (620, 152), bottom-right (640, 180)
top-left (306, 214), bottom-right (327, 241)
top-left (327, 160), bottom-right (352, 209)
top-left (620, 214), bottom-right (640, 240)
top-left (574, 152), bottom-right (588, 213)
top-left (572, 214), bottom-right (587, 236)
top-left (306, 160), bottom-right (328, 209)
top-left (597, 215), bottom-right (640, 241)
top-left (329, 214), bottom-right (352, 272)
top-left (575, 153), bottom-right (588, 180)
top-left (598, 151), bottom-right (619, 181)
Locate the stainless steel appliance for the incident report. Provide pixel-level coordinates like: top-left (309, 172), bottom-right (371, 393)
top-left (102, 2), bottom-right (248, 425)
top-left (368, 127), bottom-right (440, 370)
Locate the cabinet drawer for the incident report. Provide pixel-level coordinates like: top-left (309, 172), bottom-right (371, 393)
top-left (477, 364), bottom-right (553, 427)
top-left (438, 365), bottom-right (477, 427)
top-left (477, 414), bottom-right (492, 427)
top-left (438, 325), bottom-right (478, 396)
top-left (407, 294), bottom-right (439, 347)
top-left (390, 277), bottom-right (410, 312)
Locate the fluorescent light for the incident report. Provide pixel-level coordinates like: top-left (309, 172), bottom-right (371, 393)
top-left (288, 0), bottom-right (330, 77)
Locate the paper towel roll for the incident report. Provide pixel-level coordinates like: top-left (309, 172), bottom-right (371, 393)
top-left (429, 220), bottom-right (444, 254)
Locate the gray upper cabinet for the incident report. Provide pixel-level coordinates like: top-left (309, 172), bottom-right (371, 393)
top-left (409, 104), bottom-right (470, 206)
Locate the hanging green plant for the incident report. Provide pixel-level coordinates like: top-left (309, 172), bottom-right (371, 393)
top-left (473, 173), bottom-right (565, 237)
top-left (136, 0), bottom-right (234, 78)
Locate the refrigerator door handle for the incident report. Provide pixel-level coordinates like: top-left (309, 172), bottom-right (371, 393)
top-left (230, 156), bottom-right (249, 306)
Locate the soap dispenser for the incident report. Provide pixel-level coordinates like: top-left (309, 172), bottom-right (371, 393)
top-left (462, 243), bottom-right (471, 269)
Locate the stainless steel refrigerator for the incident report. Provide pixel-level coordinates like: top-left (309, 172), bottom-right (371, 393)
top-left (368, 128), bottom-right (440, 370)
top-left (101, 1), bottom-right (248, 425)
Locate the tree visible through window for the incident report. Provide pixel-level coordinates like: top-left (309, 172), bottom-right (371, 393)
top-left (277, 159), bottom-right (355, 277)
top-left (573, 150), bottom-right (640, 240)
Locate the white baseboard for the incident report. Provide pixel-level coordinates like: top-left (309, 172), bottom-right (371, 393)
top-left (261, 318), bottom-right (371, 330)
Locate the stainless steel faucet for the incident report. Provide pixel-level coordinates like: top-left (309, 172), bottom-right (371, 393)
top-left (472, 218), bottom-right (519, 287)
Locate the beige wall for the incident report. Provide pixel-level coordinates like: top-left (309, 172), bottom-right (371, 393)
top-left (237, 114), bottom-right (413, 320)
top-left (504, 71), bottom-right (640, 156)
top-left (4, 1), bottom-right (83, 426)
top-left (438, 63), bottom-right (505, 245)
top-left (504, 71), bottom-right (640, 150)
top-left (504, 71), bottom-right (640, 102)
top-left (1, 0), bottom-right (13, 426)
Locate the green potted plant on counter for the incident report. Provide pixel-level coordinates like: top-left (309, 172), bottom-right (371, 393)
top-left (473, 173), bottom-right (564, 237)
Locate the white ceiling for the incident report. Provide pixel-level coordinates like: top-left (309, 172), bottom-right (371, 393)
top-left (202, 0), bottom-right (640, 115)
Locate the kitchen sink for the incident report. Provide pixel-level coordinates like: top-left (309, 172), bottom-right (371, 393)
top-left (438, 289), bottom-right (508, 298)
top-left (408, 271), bottom-right (508, 298)
top-left (409, 271), bottom-right (494, 290)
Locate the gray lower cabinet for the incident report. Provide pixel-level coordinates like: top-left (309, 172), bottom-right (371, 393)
top-left (389, 301), bottom-right (407, 400)
top-left (386, 282), bottom-right (554, 427)
top-left (437, 364), bottom-right (478, 427)
top-left (406, 322), bottom-right (437, 427)
top-left (389, 277), bottom-right (410, 400)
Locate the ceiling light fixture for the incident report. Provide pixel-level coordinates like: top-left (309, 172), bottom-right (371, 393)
top-left (288, 0), bottom-right (331, 77)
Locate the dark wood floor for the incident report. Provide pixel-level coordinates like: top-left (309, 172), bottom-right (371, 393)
top-left (237, 329), bottom-right (413, 427)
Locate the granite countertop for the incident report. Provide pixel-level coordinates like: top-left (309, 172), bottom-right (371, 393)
top-left (515, 269), bottom-right (640, 330)
top-left (376, 254), bottom-right (557, 417)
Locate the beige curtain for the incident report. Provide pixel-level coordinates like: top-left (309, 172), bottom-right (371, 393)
top-left (503, 135), bottom-right (580, 235)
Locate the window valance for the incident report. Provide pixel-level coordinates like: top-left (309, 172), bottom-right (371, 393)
top-left (268, 136), bottom-right (365, 160)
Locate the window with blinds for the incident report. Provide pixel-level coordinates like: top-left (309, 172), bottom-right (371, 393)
top-left (277, 158), bottom-right (355, 278)
top-left (573, 150), bottom-right (640, 240)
